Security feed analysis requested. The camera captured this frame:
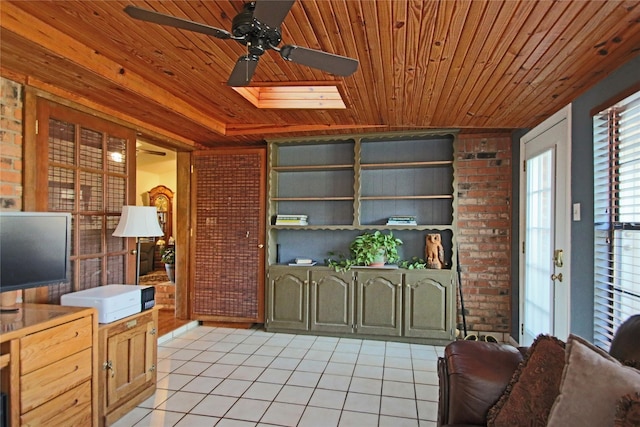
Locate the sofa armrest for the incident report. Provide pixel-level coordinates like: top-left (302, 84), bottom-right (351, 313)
top-left (437, 341), bottom-right (524, 427)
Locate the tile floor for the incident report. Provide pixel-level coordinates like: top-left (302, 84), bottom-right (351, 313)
top-left (113, 324), bottom-right (444, 427)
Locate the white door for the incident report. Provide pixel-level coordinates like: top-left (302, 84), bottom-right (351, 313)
top-left (520, 106), bottom-right (571, 345)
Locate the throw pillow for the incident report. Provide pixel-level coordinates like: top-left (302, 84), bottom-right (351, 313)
top-left (615, 392), bottom-right (640, 427)
top-left (486, 334), bottom-right (565, 427)
top-left (546, 334), bottom-right (640, 427)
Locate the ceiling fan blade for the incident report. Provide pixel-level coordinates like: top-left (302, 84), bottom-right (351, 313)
top-left (253, 0), bottom-right (295, 28)
top-left (280, 45), bottom-right (359, 76)
top-left (227, 55), bottom-right (260, 86)
top-left (124, 6), bottom-right (232, 39)
top-left (137, 149), bottom-right (167, 156)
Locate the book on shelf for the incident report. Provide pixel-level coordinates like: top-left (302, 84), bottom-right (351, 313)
top-left (386, 215), bottom-right (417, 226)
top-left (288, 258), bottom-right (316, 266)
top-left (275, 220), bottom-right (308, 225)
top-left (275, 214), bottom-right (308, 226)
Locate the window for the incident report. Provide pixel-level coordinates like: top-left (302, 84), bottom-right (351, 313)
top-left (36, 99), bottom-right (136, 302)
top-left (593, 90), bottom-right (640, 350)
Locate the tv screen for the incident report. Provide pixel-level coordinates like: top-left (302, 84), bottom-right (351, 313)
top-left (0, 211), bottom-right (71, 293)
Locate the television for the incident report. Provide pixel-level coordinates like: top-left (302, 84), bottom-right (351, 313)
top-left (0, 211), bottom-right (72, 293)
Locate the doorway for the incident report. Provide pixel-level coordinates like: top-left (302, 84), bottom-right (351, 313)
top-left (519, 106), bottom-right (572, 346)
top-left (136, 140), bottom-right (184, 335)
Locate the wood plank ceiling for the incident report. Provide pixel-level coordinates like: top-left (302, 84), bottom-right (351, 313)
top-left (1, 1), bottom-right (639, 148)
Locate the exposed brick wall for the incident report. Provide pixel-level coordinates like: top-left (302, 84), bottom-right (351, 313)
top-left (456, 133), bottom-right (513, 334)
top-left (0, 77), bottom-right (23, 211)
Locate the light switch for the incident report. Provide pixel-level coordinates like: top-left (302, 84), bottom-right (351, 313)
top-left (573, 203), bottom-right (581, 221)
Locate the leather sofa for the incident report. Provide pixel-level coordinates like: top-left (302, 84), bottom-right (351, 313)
top-left (437, 316), bottom-right (640, 427)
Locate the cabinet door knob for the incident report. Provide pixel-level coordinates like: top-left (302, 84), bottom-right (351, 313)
top-left (103, 360), bottom-right (115, 377)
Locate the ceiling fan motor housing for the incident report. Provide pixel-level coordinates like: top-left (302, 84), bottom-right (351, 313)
top-left (232, 2), bottom-right (282, 56)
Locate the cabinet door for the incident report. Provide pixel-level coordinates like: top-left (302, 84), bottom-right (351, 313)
top-left (105, 316), bottom-right (156, 410)
top-left (356, 271), bottom-right (403, 336)
top-left (310, 270), bottom-right (354, 333)
top-left (267, 267), bottom-right (309, 331)
top-left (404, 271), bottom-right (455, 339)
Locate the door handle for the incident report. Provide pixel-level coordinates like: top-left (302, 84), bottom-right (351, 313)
top-left (553, 249), bottom-right (564, 267)
top-left (551, 273), bottom-right (563, 282)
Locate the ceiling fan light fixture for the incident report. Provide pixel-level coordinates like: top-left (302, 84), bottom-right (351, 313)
top-left (123, 0), bottom-right (358, 86)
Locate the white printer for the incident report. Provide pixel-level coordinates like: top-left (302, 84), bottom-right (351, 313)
top-left (61, 284), bottom-right (155, 323)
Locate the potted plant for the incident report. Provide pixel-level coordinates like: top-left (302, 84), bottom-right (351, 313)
top-left (327, 231), bottom-right (403, 271)
top-left (161, 246), bottom-right (175, 283)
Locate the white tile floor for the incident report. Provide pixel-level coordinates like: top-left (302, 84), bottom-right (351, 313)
top-left (113, 325), bottom-right (444, 427)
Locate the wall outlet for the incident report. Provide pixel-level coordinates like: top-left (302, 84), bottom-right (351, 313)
top-left (573, 203), bottom-right (581, 221)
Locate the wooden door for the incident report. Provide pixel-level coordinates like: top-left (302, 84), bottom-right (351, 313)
top-left (191, 149), bottom-right (266, 324)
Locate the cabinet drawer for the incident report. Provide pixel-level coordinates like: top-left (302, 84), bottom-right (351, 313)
top-left (21, 347), bottom-right (92, 413)
top-left (20, 316), bottom-right (92, 374)
top-left (21, 380), bottom-right (92, 426)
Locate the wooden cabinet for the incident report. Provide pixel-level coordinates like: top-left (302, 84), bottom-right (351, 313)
top-left (310, 270), bottom-right (353, 334)
top-left (266, 266), bottom-right (308, 331)
top-left (148, 185), bottom-right (174, 244)
top-left (265, 131), bottom-right (458, 344)
top-left (0, 304), bottom-right (98, 426)
top-left (98, 308), bottom-right (158, 427)
top-left (356, 270), bottom-right (403, 337)
top-left (404, 270), bottom-right (455, 339)
top-left (266, 266), bottom-right (455, 344)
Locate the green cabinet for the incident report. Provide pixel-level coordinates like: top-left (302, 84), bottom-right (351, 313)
top-left (404, 270), bottom-right (454, 339)
top-left (355, 270), bottom-right (403, 337)
top-left (265, 131), bottom-right (458, 345)
top-left (310, 270), bottom-right (354, 333)
top-left (266, 266), bottom-right (308, 331)
top-left (266, 266), bottom-right (455, 344)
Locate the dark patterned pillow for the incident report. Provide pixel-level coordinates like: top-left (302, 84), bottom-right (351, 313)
top-left (622, 360), bottom-right (640, 371)
top-left (615, 392), bottom-right (640, 427)
top-left (486, 334), bottom-right (566, 427)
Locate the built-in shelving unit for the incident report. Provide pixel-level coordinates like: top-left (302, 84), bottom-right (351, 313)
top-left (264, 131), bottom-right (459, 344)
top-left (267, 131), bottom-right (457, 266)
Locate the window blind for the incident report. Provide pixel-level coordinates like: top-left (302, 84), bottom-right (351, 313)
top-left (593, 90), bottom-right (640, 350)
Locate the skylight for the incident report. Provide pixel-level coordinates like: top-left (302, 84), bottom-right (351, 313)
top-left (233, 85), bottom-right (346, 109)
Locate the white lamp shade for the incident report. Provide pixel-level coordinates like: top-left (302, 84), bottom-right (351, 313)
top-left (113, 206), bottom-right (164, 237)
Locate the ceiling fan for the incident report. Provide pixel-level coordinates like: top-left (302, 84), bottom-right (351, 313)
top-left (137, 148), bottom-right (166, 156)
top-left (124, 1), bottom-right (359, 87)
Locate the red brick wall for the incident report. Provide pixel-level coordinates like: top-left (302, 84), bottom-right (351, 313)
top-left (0, 77), bottom-right (23, 211)
top-left (456, 133), bottom-right (513, 334)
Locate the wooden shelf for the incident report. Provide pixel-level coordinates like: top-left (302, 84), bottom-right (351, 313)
top-left (360, 195), bottom-right (453, 200)
top-left (273, 164), bottom-right (354, 172)
top-left (360, 160), bottom-right (453, 169)
top-left (272, 196), bottom-right (354, 201)
top-left (267, 131), bottom-right (457, 275)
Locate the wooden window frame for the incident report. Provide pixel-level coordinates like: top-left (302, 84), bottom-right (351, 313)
top-left (24, 94), bottom-right (136, 302)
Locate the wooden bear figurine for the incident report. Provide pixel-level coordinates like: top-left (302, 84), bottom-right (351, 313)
top-left (425, 233), bottom-right (444, 269)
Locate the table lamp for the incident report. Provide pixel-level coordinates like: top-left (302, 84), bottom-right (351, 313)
top-left (113, 205), bottom-right (164, 285)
